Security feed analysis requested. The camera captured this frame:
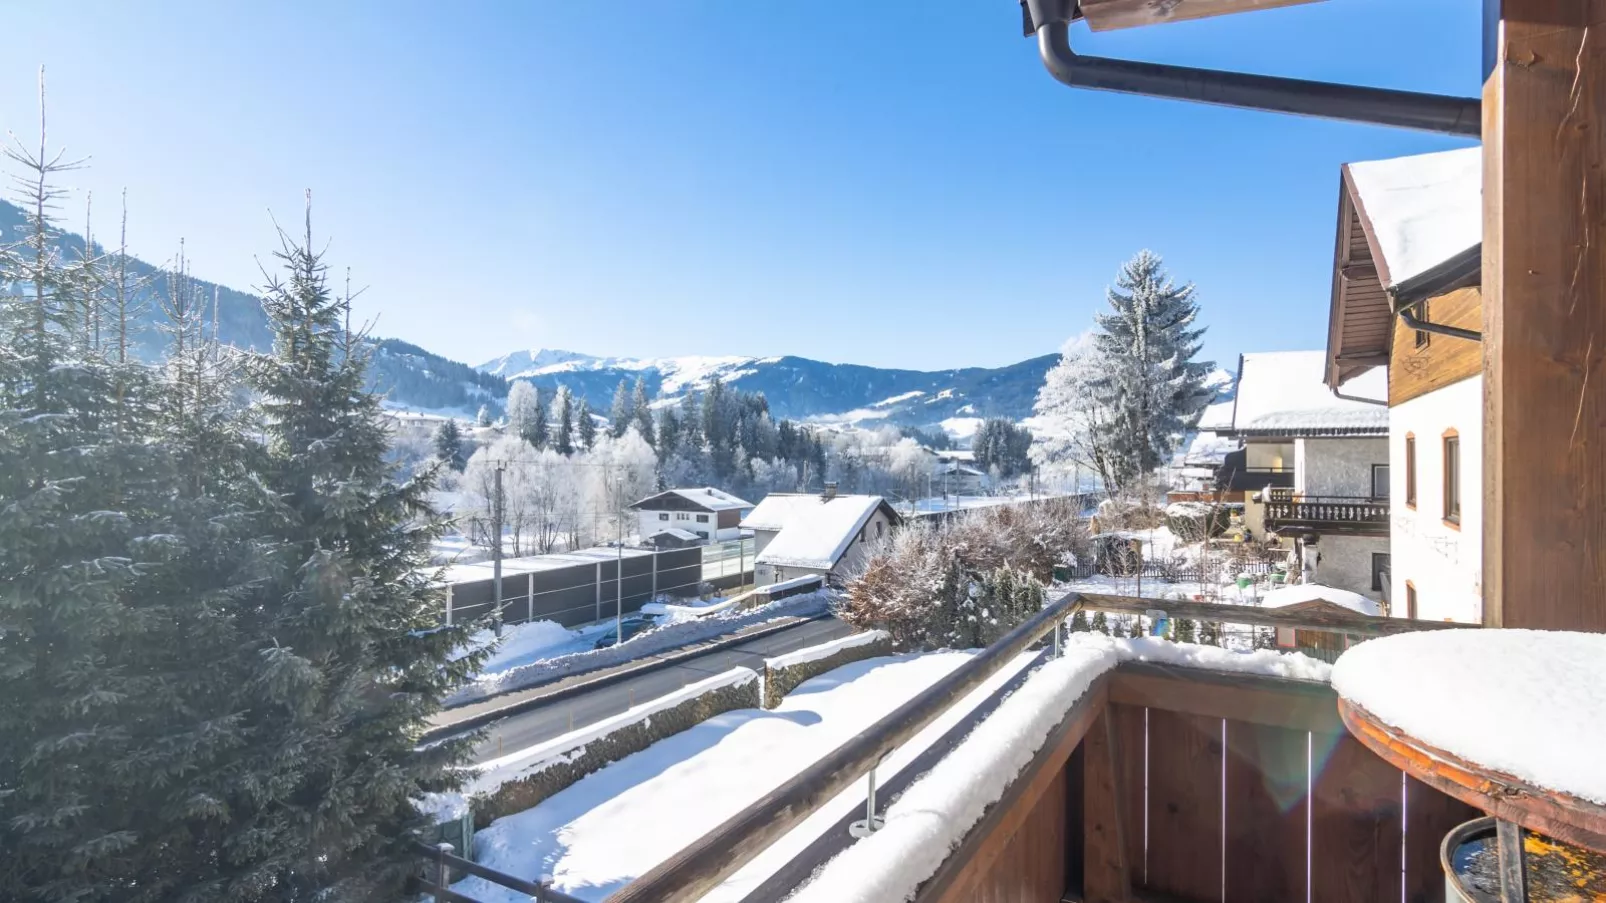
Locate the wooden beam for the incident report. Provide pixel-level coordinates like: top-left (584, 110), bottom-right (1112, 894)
top-left (1077, 0), bottom-right (1324, 31)
top-left (1109, 662), bottom-right (1345, 734)
top-left (1483, 0), bottom-right (1606, 630)
top-left (1076, 592), bottom-right (1467, 636)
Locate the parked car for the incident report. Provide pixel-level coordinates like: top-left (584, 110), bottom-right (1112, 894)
top-left (592, 616), bottom-right (654, 649)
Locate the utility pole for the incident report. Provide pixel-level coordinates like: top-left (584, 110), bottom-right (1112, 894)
top-left (492, 462), bottom-right (506, 637)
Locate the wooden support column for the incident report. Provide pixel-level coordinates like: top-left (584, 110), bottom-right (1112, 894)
top-left (1483, 0), bottom-right (1606, 630)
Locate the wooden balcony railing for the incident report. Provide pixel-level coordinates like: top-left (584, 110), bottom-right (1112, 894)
top-left (1264, 494), bottom-right (1390, 535)
top-left (608, 594), bottom-right (1475, 903)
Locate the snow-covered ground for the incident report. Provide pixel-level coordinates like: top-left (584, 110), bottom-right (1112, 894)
top-left (456, 620), bottom-right (613, 677)
top-left (452, 650), bottom-right (1035, 902)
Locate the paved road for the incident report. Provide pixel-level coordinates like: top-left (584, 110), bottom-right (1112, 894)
top-left (463, 617), bottom-right (857, 765)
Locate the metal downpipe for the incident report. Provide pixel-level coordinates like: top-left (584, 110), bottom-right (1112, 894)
top-left (1034, 22), bottom-right (1482, 137)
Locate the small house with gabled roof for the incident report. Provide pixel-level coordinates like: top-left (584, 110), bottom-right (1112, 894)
top-left (629, 487), bottom-right (753, 544)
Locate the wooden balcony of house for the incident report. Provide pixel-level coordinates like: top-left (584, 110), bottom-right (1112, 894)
top-left (1261, 488), bottom-right (1389, 537)
top-left (608, 593), bottom-right (1524, 903)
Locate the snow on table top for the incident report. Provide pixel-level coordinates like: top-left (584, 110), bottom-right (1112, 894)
top-left (754, 495), bottom-right (884, 570)
top-left (1262, 583), bottom-right (1381, 617)
top-left (765, 630), bottom-right (888, 671)
top-left (791, 634), bottom-right (1328, 903)
top-left (453, 651), bottom-right (984, 902)
top-left (1332, 629), bottom-right (1606, 806)
top-left (1346, 145), bottom-right (1480, 289)
top-left (1230, 351), bottom-right (1387, 435)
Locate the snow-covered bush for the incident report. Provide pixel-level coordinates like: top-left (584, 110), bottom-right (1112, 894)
top-left (840, 498), bottom-right (1086, 648)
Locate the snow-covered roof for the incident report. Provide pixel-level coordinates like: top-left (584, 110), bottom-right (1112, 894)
top-left (1261, 583), bottom-right (1381, 617)
top-left (646, 527), bottom-right (702, 542)
top-left (1333, 629), bottom-right (1606, 806)
top-left (741, 493), bottom-right (832, 532)
top-left (1347, 146), bottom-right (1480, 290)
top-left (754, 494), bottom-right (890, 570)
top-left (631, 486), bottom-right (753, 512)
top-left (1196, 397), bottom-right (1237, 432)
top-left (1229, 351), bottom-right (1387, 437)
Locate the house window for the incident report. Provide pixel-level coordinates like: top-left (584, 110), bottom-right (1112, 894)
top-left (1443, 431), bottom-right (1461, 525)
top-left (1371, 552), bottom-right (1390, 592)
top-left (875, 520), bottom-right (884, 538)
top-left (676, 512), bottom-right (688, 521)
top-left (1405, 581), bottom-right (1418, 620)
top-left (659, 513), bottom-right (669, 521)
top-left (1370, 464), bottom-right (1389, 500)
top-left (858, 527), bottom-right (866, 544)
top-left (695, 514), bottom-right (708, 523)
top-left (1415, 301), bottom-right (1431, 348)
top-left (697, 531), bottom-right (708, 540)
top-left (1404, 434), bottom-right (1417, 508)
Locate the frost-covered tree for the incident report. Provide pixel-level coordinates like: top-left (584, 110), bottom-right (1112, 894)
top-left (576, 397), bottom-right (597, 450)
top-left (432, 418), bottom-right (466, 470)
top-left (608, 378), bottom-right (632, 438)
top-left (554, 386), bottom-right (575, 456)
top-left (476, 404), bottom-right (492, 427)
top-left (239, 208), bottom-right (479, 899)
top-left (972, 417), bottom-right (1033, 479)
top-left (1031, 332), bottom-right (1122, 493)
top-left (585, 428), bottom-right (658, 540)
top-left (506, 380), bottom-right (541, 445)
top-left (1089, 250), bottom-right (1214, 487)
top-left (631, 376), bottom-right (655, 446)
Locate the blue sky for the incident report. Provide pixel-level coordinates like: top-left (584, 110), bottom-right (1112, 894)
top-left (1, 1), bottom-right (1479, 371)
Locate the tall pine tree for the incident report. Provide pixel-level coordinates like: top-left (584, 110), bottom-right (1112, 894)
top-left (1088, 250), bottom-right (1214, 491)
top-left (608, 378), bottom-right (632, 438)
top-left (576, 397), bottom-right (597, 450)
top-left (554, 386), bottom-right (575, 456)
top-left (235, 204), bottom-right (480, 900)
top-left (631, 376), bottom-right (655, 446)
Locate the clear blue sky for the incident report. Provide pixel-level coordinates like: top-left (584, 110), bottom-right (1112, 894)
top-left (2, 0), bottom-right (1479, 371)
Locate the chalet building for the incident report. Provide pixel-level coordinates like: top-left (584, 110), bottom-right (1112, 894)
top-left (1218, 351), bottom-right (1391, 602)
top-left (629, 487), bottom-right (753, 545)
top-left (741, 484), bottom-right (901, 586)
top-left (1325, 146), bottom-right (1482, 623)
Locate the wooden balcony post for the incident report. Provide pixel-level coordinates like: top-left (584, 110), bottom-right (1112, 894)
top-left (1483, 0), bottom-right (1606, 629)
top-left (1082, 710), bottom-right (1131, 903)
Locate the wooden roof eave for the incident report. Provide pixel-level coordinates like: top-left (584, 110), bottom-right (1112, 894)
top-left (1325, 165), bottom-right (1394, 390)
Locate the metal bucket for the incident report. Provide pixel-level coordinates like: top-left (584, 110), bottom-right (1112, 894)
top-left (1441, 815), bottom-right (1606, 902)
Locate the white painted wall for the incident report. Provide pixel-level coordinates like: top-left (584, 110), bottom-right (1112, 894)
top-left (1309, 534), bottom-right (1391, 600)
top-left (1295, 437), bottom-right (1389, 498)
top-left (637, 508), bottom-right (739, 543)
top-left (1389, 376), bottom-right (1482, 623)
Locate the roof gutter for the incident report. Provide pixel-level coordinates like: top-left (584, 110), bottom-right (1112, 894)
top-left (1023, 1), bottom-right (1481, 137)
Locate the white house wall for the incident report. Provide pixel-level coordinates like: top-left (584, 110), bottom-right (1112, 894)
top-left (1390, 376), bottom-right (1482, 623)
top-left (638, 509), bottom-right (739, 543)
top-left (1311, 534), bottom-right (1390, 600)
top-left (1295, 438), bottom-right (1388, 498)
top-left (832, 509), bottom-right (895, 582)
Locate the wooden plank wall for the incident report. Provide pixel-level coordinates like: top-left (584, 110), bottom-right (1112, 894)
top-left (1389, 286), bottom-right (1483, 406)
top-left (1086, 674), bottom-right (1477, 903)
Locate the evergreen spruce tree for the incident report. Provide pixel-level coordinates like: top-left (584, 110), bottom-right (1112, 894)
top-left (528, 388), bottom-right (550, 450)
top-left (234, 208), bottom-right (481, 900)
top-left (1128, 616), bottom-right (1145, 638)
top-left (1172, 617), bottom-right (1196, 643)
top-left (679, 390), bottom-right (703, 450)
top-left (554, 386), bottom-right (575, 456)
top-left (657, 406), bottom-right (681, 455)
top-left (631, 376), bottom-right (655, 446)
top-left (1069, 610), bottom-right (1090, 632)
top-left (1090, 611), bottom-right (1110, 636)
top-left (432, 418), bottom-right (466, 470)
top-left (1087, 250), bottom-right (1215, 491)
top-left (609, 379), bottom-right (632, 438)
top-left (576, 397), bottom-right (597, 450)
top-left (1198, 620), bottom-right (1220, 646)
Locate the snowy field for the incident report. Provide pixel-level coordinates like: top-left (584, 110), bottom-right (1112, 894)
top-left (451, 650), bottom-right (1038, 902)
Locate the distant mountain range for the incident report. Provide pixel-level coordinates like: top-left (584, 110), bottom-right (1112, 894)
top-left (2, 199), bottom-right (1058, 434)
top-left (478, 349), bottom-right (1059, 435)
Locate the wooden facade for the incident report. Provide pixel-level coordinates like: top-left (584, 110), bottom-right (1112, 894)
top-left (1325, 173), bottom-right (1393, 387)
top-left (1389, 286), bottom-right (1483, 406)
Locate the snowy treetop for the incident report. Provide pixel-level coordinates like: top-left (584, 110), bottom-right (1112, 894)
top-left (1346, 146), bottom-right (1480, 289)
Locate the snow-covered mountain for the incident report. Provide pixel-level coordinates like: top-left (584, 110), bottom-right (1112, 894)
top-left (477, 349), bottom-right (1059, 434)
